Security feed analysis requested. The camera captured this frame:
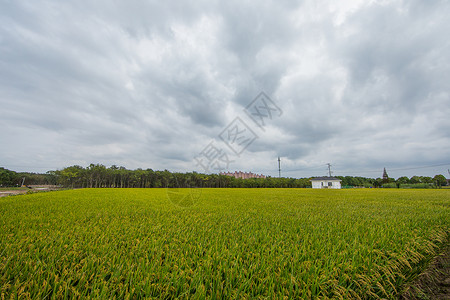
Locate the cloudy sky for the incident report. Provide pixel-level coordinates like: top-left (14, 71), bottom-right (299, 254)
top-left (1, 0), bottom-right (449, 178)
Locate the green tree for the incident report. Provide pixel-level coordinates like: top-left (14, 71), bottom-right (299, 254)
top-left (433, 174), bottom-right (447, 187)
top-left (60, 165), bottom-right (84, 188)
top-left (0, 168), bottom-right (18, 186)
top-left (396, 176), bottom-right (410, 188)
top-left (373, 178), bottom-right (383, 188)
top-left (421, 176), bottom-right (433, 184)
top-left (410, 176), bottom-right (421, 184)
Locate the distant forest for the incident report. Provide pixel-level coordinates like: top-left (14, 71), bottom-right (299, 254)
top-left (0, 165), bottom-right (448, 189)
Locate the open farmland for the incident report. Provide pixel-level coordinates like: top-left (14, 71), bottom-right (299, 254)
top-left (0, 189), bottom-right (449, 299)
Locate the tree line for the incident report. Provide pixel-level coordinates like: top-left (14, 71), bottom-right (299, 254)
top-left (0, 165), bottom-right (448, 189)
top-left (337, 175), bottom-right (448, 188)
top-left (0, 165), bottom-right (311, 188)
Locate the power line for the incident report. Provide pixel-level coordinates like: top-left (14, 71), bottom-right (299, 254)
top-left (348, 163), bottom-right (450, 174)
top-left (283, 165), bottom-right (330, 173)
top-left (284, 162), bottom-right (450, 175)
top-left (2, 164), bottom-right (56, 169)
top-left (387, 163), bottom-right (450, 172)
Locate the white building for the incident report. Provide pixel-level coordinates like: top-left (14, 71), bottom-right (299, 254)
top-left (310, 177), bottom-right (342, 189)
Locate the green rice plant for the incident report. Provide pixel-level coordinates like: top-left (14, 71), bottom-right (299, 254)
top-left (0, 188), bottom-right (448, 299)
top-left (399, 183), bottom-right (434, 189)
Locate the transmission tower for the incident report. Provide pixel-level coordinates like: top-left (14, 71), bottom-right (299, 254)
top-left (326, 163), bottom-right (332, 177)
top-left (382, 168), bottom-right (389, 183)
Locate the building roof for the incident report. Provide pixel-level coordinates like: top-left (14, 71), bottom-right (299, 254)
top-left (310, 177), bottom-right (342, 181)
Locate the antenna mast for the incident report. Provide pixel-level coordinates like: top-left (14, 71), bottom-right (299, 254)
top-left (326, 163), bottom-right (332, 177)
top-left (278, 156), bottom-right (281, 178)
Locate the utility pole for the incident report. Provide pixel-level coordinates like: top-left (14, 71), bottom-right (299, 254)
top-left (278, 156), bottom-right (281, 178)
top-left (326, 163), bottom-right (332, 177)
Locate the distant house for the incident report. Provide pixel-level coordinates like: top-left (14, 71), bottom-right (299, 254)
top-left (219, 171), bottom-right (266, 179)
top-left (310, 177), bottom-right (342, 189)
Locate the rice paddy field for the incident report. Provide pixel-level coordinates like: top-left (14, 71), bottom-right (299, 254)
top-left (0, 188), bottom-right (449, 299)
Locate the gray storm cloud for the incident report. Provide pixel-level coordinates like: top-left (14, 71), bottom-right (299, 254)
top-left (1, 0), bottom-right (449, 178)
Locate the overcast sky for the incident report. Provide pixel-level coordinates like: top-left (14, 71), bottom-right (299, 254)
top-left (1, 0), bottom-right (449, 178)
